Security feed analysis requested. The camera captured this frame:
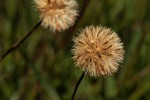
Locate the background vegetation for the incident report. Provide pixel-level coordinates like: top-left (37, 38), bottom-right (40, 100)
top-left (0, 0), bottom-right (150, 100)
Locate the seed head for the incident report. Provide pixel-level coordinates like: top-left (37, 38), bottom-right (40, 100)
top-left (72, 26), bottom-right (124, 77)
top-left (34, 0), bottom-right (78, 32)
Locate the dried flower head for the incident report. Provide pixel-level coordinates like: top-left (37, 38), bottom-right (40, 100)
top-left (34, 0), bottom-right (78, 32)
top-left (72, 26), bottom-right (124, 77)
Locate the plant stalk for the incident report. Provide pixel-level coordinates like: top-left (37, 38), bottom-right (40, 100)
top-left (71, 72), bottom-right (85, 100)
top-left (0, 21), bottom-right (42, 62)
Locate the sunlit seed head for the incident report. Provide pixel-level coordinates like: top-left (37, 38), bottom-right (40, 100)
top-left (72, 25), bottom-right (125, 77)
top-left (34, 0), bottom-right (78, 32)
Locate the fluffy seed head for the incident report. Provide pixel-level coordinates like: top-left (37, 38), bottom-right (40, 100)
top-left (72, 26), bottom-right (124, 77)
top-left (34, 0), bottom-right (78, 32)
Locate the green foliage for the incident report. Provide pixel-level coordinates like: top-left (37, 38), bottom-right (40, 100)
top-left (0, 0), bottom-right (150, 99)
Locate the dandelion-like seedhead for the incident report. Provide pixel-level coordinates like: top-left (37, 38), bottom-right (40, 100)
top-left (72, 26), bottom-right (124, 77)
top-left (34, 0), bottom-right (78, 32)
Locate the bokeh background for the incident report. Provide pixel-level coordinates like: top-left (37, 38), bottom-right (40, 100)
top-left (0, 0), bottom-right (150, 100)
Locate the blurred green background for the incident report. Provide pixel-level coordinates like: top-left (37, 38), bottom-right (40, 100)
top-left (0, 0), bottom-right (150, 100)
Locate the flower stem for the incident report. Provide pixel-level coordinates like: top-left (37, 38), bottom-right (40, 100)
top-left (71, 72), bottom-right (85, 100)
top-left (0, 21), bottom-right (42, 62)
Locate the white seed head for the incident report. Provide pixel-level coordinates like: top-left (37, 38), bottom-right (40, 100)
top-left (72, 26), bottom-right (125, 77)
top-left (34, 0), bottom-right (78, 32)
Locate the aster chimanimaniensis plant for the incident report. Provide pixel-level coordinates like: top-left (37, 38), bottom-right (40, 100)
top-left (72, 26), bottom-right (125, 77)
top-left (34, 0), bottom-right (78, 32)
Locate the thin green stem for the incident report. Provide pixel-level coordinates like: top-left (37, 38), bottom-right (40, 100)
top-left (0, 21), bottom-right (42, 62)
top-left (102, 78), bottom-right (106, 100)
top-left (71, 72), bottom-right (85, 100)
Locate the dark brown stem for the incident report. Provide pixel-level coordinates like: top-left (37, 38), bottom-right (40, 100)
top-left (71, 72), bottom-right (85, 100)
top-left (0, 21), bottom-right (42, 62)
